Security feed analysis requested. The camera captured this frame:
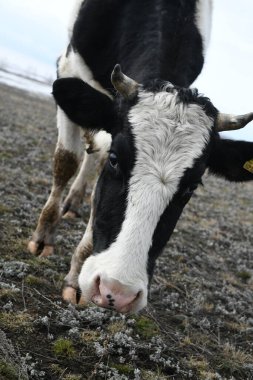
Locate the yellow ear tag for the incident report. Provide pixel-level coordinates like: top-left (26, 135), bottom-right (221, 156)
top-left (243, 159), bottom-right (253, 173)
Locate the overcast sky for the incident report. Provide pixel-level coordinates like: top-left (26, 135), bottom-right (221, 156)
top-left (0, 0), bottom-right (252, 141)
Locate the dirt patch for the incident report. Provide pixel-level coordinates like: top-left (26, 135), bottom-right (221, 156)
top-left (0, 83), bottom-right (253, 379)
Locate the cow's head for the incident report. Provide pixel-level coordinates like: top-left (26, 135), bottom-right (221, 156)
top-left (53, 65), bottom-right (253, 313)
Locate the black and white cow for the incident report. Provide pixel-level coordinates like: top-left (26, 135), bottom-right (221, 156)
top-left (28, 0), bottom-right (253, 313)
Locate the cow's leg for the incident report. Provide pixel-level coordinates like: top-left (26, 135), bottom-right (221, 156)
top-left (62, 185), bottom-right (96, 304)
top-left (62, 149), bottom-right (95, 219)
top-left (62, 130), bottom-right (111, 219)
top-left (28, 109), bottom-right (82, 257)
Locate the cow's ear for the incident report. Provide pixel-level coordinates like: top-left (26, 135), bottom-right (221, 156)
top-left (207, 137), bottom-right (253, 182)
top-left (52, 78), bottom-right (115, 134)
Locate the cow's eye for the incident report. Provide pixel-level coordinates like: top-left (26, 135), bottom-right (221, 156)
top-left (109, 152), bottom-right (118, 169)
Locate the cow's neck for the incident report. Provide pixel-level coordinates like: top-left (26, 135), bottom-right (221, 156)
top-left (120, 0), bottom-right (203, 88)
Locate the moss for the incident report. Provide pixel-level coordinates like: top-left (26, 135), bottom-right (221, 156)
top-left (107, 320), bottom-right (126, 334)
top-left (63, 375), bottom-right (82, 380)
top-left (8, 238), bottom-right (27, 255)
top-left (50, 364), bottom-right (65, 376)
top-left (25, 257), bottom-right (55, 269)
top-left (0, 288), bottom-right (19, 302)
top-left (0, 360), bottom-right (18, 380)
top-left (112, 363), bottom-right (133, 375)
top-left (222, 273), bottom-right (241, 287)
top-left (199, 370), bottom-right (219, 380)
top-left (0, 151), bottom-right (14, 160)
top-left (180, 336), bottom-right (193, 347)
top-left (0, 312), bottom-right (33, 333)
top-left (0, 203), bottom-right (12, 214)
top-left (81, 330), bottom-right (99, 343)
top-left (141, 369), bottom-right (167, 380)
top-left (134, 316), bottom-right (159, 339)
top-left (237, 270), bottom-right (251, 282)
top-left (201, 302), bottom-right (214, 313)
top-left (53, 338), bottom-right (76, 359)
top-left (25, 274), bottom-right (46, 286)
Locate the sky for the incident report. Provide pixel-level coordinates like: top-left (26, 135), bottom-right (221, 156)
top-left (0, 0), bottom-right (252, 141)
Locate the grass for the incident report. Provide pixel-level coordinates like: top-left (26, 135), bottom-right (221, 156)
top-left (52, 338), bottom-right (76, 359)
top-left (237, 270), bottom-right (251, 282)
top-left (25, 274), bottom-right (47, 287)
top-left (0, 360), bottom-right (18, 380)
top-left (81, 329), bottom-right (100, 343)
top-left (188, 356), bottom-right (209, 376)
top-left (134, 316), bottom-right (160, 339)
top-left (0, 312), bottom-right (33, 333)
top-left (0, 288), bottom-right (19, 302)
top-left (0, 203), bottom-right (12, 214)
top-left (111, 363), bottom-right (134, 375)
top-left (216, 343), bottom-right (253, 375)
top-left (107, 320), bottom-right (126, 334)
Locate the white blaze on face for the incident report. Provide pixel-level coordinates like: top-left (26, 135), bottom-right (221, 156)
top-left (79, 89), bottom-right (213, 311)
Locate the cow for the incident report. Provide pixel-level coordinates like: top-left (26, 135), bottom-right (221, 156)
top-left (28, 0), bottom-right (253, 313)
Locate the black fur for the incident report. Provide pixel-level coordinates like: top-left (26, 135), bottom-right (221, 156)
top-left (71, 0), bottom-right (203, 89)
top-left (207, 137), bottom-right (253, 182)
top-left (93, 127), bottom-right (136, 254)
top-left (53, 78), bottom-right (116, 133)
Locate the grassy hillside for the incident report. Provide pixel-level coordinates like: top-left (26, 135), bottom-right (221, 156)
top-left (0, 83), bottom-right (253, 380)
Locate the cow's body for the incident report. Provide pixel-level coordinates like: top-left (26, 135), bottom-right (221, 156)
top-left (28, 0), bottom-right (253, 313)
top-left (60, 0), bottom-right (211, 91)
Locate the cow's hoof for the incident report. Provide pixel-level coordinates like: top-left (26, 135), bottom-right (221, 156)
top-left (39, 245), bottom-right (54, 258)
top-left (63, 286), bottom-right (78, 304)
top-left (62, 197), bottom-right (82, 219)
top-left (62, 210), bottom-right (79, 220)
top-left (27, 240), bottom-right (39, 255)
top-left (62, 286), bottom-right (87, 305)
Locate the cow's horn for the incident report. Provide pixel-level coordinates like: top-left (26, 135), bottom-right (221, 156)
top-left (216, 112), bottom-right (253, 132)
top-left (111, 64), bottom-right (139, 98)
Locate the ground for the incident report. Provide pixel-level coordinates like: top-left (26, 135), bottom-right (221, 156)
top-left (0, 83), bottom-right (253, 380)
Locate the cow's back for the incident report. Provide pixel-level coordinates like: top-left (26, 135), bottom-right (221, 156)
top-left (69, 0), bottom-right (212, 90)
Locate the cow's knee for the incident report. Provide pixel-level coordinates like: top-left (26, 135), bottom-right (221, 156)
top-left (54, 145), bottom-right (79, 189)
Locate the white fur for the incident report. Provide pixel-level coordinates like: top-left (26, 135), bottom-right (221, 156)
top-left (57, 108), bottom-right (83, 155)
top-left (79, 88), bottom-right (213, 312)
top-left (195, 0), bottom-right (213, 53)
top-left (58, 49), bottom-right (112, 98)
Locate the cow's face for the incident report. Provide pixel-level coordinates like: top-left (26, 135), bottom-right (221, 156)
top-left (85, 84), bottom-right (215, 313)
top-left (53, 66), bottom-right (253, 313)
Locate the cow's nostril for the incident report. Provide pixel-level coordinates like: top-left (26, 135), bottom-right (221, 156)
top-left (95, 275), bottom-right (101, 287)
top-left (136, 291), bottom-right (141, 300)
top-left (90, 277), bottom-right (141, 313)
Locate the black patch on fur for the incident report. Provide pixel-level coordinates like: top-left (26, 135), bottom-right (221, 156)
top-left (71, 0), bottom-right (203, 89)
top-left (142, 80), bottom-right (218, 121)
top-left (208, 137), bottom-right (253, 182)
top-left (52, 78), bottom-right (116, 133)
top-left (92, 123), bottom-right (136, 254)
